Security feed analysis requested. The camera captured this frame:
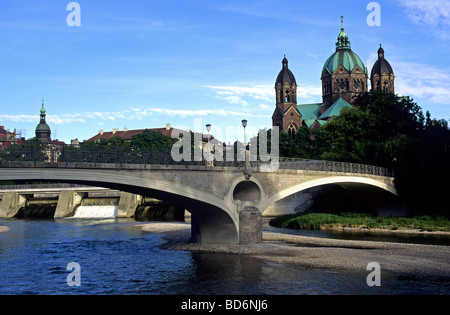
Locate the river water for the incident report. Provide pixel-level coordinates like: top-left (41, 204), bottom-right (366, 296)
top-left (0, 218), bottom-right (449, 295)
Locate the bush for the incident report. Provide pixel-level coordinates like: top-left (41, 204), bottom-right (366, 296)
top-left (269, 212), bottom-right (450, 232)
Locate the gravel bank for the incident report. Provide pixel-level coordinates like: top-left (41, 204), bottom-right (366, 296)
top-left (141, 222), bottom-right (450, 276)
top-left (0, 226), bottom-right (9, 233)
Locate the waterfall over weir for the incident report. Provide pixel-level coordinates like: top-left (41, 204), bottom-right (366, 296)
top-left (72, 197), bottom-right (119, 219)
top-left (73, 205), bottom-right (119, 219)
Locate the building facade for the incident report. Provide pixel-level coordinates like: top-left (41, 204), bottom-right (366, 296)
top-left (272, 56), bottom-right (302, 139)
top-left (35, 101), bottom-right (52, 143)
top-left (0, 126), bottom-right (18, 149)
top-left (273, 18), bottom-right (395, 137)
top-left (370, 45), bottom-right (395, 94)
top-left (321, 18), bottom-right (368, 108)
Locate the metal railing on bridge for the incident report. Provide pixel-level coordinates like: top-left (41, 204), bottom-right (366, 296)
top-left (0, 144), bottom-right (394, 177)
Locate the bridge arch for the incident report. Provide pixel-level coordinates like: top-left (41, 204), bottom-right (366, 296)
top-left (0, 168), bottom-right (239, 244)
top-left (260, 175), bottom-right (398, 213)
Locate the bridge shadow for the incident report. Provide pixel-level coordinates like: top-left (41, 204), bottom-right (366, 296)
top-left (264, 182), bottom-right (406, 217)
top-left (63, 180), bottom-right (240, 245)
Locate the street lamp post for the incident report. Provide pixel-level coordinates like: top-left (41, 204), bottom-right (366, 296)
top-left (206, 124), bottom-right (211, 143)
top-left (242, 120), bottom-right (251, 180)
top-left (205, 124), bottom-right (212, 166)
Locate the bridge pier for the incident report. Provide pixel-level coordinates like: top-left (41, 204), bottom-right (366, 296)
top-left (239, 206), bottom-right (262, 244)
top-left (0, 192), bottom-right (27, 219)
top-left (54, 191), bottom-right (84, 218)
top-left (117, 192), bottom-right (142, 218)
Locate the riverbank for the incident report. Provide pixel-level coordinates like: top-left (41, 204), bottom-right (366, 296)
top-left (141, 222), bottom-right (450, 277)
top-left (317, 225), bottom-right (450, 236)
top-left (0, 226), bottom-right (9, 233)
top-left (269, 213), bottom-right (450, 233)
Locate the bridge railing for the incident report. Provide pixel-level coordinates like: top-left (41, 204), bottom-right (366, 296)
top-left (0, 144), bottom-right (393, 177)
top-left (275, 158), bottom-right (394, 177)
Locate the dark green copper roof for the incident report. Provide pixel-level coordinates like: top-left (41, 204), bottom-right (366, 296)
top-left (319, 97), bottom-right (352, 120)
top-left (36, 102), bottom-right (51, 132)
top-left (322, 19), bottom-right (367, 75)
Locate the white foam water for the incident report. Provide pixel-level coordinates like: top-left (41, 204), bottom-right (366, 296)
top-left (73, 205), bottom-right (119, 219)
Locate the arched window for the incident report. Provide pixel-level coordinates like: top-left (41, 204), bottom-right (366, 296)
top-left (354, 79), bottom-right (360, 92)
top-left (285, 90), bottom-right (290, 102)
top-left (376, 81), bottom-right (381, 91)
top-left (288, 124), bottom-right (296, 140)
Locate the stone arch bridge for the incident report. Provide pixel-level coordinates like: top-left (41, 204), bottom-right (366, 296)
top-left (0, 157), bottom-right (396, 245)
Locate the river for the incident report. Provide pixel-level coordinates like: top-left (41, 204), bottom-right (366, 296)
top-left (0, 218), bottom-right (449, 295)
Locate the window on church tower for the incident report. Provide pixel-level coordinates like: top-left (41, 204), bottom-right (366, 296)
top-left (288, 124), bottom-right (296, 140)
top-left (354, 79), bottom-right (360, 91)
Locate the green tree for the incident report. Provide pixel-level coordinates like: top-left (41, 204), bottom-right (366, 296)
top-left (279, 127), bottom-right (314, 159)
top-left (2, 138), bottom-right (48, 162)
top-left (130, 129), bottom-right (178, 151)
top-left (314, 106), bottom-right (378, 164)
top-left (313, 91), bottom-right (449, 216)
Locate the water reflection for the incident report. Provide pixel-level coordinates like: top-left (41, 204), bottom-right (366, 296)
top-left (0, 219), bottom-right (449, 295)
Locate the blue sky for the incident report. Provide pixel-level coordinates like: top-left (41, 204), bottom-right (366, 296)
top-left (0, 0), bottom-right (449, 144)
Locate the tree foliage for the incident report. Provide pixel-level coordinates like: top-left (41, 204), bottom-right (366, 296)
top-left (277, 92), bottom-right (449, 216)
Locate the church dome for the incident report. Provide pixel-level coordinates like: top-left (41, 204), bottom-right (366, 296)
top-left (36, 122), bottom-right (51, 132)
top-left (323, 50), bottom-right (367, 75)
top-left (322, 20), bottom-right (367, 75)
top-left (35, 102), bottom-right (51, 143)
top-left (275, 56), bottom-right (297, 85)
top-left (371, 45), bottom-right (394, 78)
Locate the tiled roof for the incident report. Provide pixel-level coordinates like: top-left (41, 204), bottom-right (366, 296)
top-left (319, 97), bottom-right (352, 120)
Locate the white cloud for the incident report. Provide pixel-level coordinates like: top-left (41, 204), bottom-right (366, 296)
top-left (207, 84), bottom-right (322, 107)
top-left (394, 61), bottom-right (450, 104)
top-left (297, 84), bottom-right (322, 102)
top-left (207, 85), bottom-right (274, 104)
top-left (0, 106), bottom-right (270, 127)
top-left (0, 114), bottom-right (38, 123)
top-left (397, 0), bottom-right (450, 39)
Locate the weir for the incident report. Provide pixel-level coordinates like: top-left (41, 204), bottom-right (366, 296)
top-left (72, 197), bottom-right (120, 219)
top-left (0, 188), bottom-right (185, 221)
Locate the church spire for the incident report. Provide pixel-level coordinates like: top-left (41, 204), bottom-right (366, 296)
top-left (378, 44), bottom-right (385, 59)
top-left (336, 15), bottom-right (351, 50)
top-left (40, 99), bottom-right (46, 123)
top-left (282, 54), bottom-right (288, 68)
top-left (35, 99), bottom-right (51, 143)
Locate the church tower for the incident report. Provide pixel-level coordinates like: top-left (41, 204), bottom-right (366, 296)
top-left (35, 100), bottom-right (51, 143)
top-left (370, 45), bottom-right (395, 94)
top-left (321, 17), bottom-right (368, 110)
top-left (272, 56), bottom-right (302, 139)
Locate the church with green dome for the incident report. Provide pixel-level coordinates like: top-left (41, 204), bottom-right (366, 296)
top-left (35, 100), bottom-right (52, 143)
top-left (273, 17), bottom-right (395, 137)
